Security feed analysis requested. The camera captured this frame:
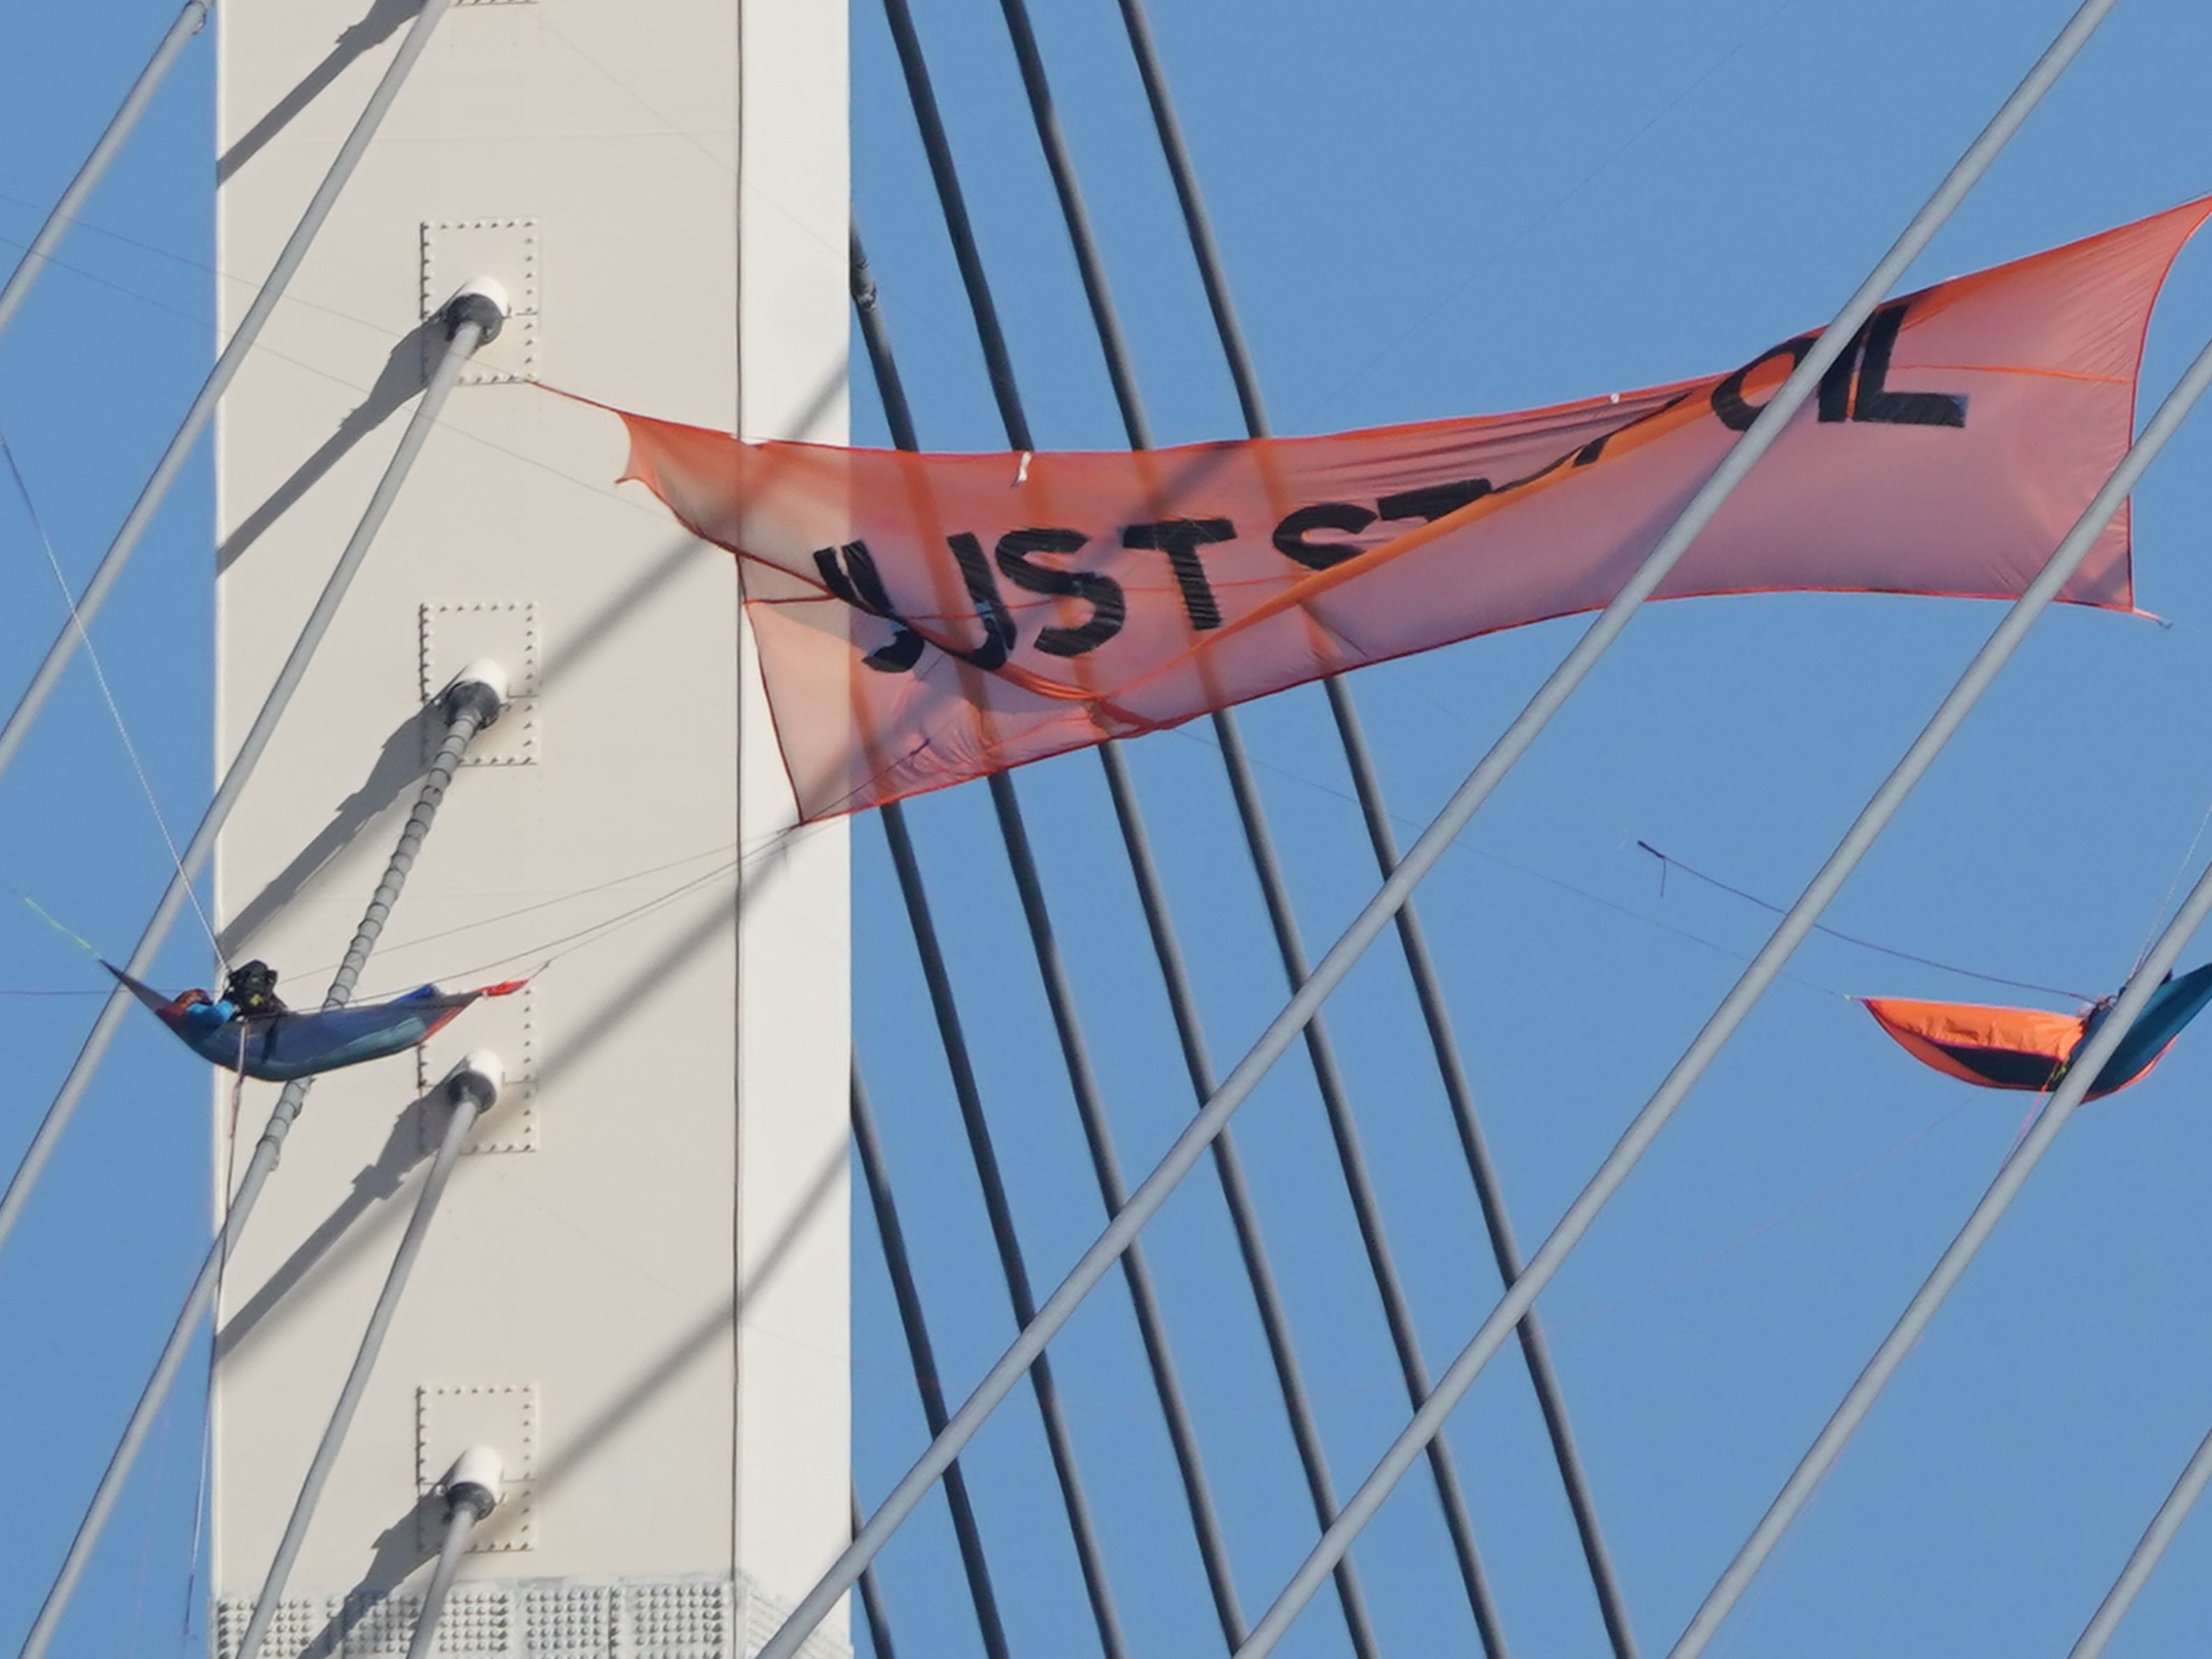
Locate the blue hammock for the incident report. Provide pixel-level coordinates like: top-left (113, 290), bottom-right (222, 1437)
top-left (108, 963), bottom-right (523, 1083)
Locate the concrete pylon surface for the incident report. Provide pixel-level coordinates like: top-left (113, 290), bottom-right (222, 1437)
top-left (209, 4), bottom-right (849, 1653)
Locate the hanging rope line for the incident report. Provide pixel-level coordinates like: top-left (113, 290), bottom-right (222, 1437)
top-left (1635, 840), bottom-right (2097, 1002)
top-left (1654, 324), bottom-right (2212, 1659)
top-left (0, 419), bottom-right (226, 965)
top-left (375, 849), bottom-right (742, 996)
top-left (2132, 787), bottom-right (2212, 975)
top-left (1162, 721), bottom-right (1853, 998)
top-left (0, 0), bottom-right (459, 807)
top-left (20, 645), bottom-right (505, 1659)
top-left (0, 837), bottom-right (752, 1006)
top-left (17, 891), bottom-right (103, 958)
top-left (0, 787), bottom-right (1879, 1013)
top-left (762, 0), bottom-right (2113, 1647)
top-left (178, 1047), bottom-right (247, 1659)
top-left (0, 287), bottom-right (495, 1277)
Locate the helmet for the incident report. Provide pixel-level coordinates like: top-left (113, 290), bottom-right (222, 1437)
top-left (222, 959), bottom-right (286, 1017)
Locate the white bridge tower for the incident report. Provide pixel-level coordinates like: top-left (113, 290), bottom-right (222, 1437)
top-left (208, 1), bottom-right (850, 1652)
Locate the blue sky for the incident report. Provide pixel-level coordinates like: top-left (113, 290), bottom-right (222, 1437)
top-left (7, 1), bottom-right (2212, 1656)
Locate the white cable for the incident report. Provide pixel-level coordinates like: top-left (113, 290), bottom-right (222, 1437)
top-left (0, 419), bottom-right (226, 966)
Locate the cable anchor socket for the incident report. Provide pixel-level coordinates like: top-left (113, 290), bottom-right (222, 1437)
top-left (440, 1444), bottom-right (505, 1522)
top-left (439, 278), bottom-right (508, 346)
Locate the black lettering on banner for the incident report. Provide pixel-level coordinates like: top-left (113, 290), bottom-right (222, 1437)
top-left (1123, 517), bottom-right (1235, 630)
top-left (993, 528), bottom-right (1126, 657)
top-left (1850, 301), bottom-right (1967, 427)
top-left (1817, 335), bottom-right (1860, 423)
top-left (811, 540), bottom-right (924, 674)
top-left (1710, 303), bottom-right (1962, 435)
top-left (1272, 502), bottom-right (1376, 570)
top-left (945, 531), bottom-right (1018, 670)
top-left (1376, 477), bottom-right (1493, 524)
top-left (1710, 338), bottom-right (1812, 431)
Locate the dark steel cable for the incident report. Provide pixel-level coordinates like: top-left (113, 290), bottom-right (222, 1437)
top-left (1109, 6), bottom-right (1637, 1651)
top-left (1214, 710), bottom-right (1509, 1659)
top-left (877, 0), bottom-right (1028, 448)
top-left (865, 15), bottom-right (1244, 1637)
top-left (854, 1488), bottom-right (899, 1659)
top-left (1104, 0), bottom-right (1264, 438)
top-left (852, 1062), bottom-right (1012, 1659)
top-left (988, 0), bottom-right (1149, 448)
top-left (1328, 687), bottom-right (1636, 1659)
top-left (768, 1), bottom-right (2109, 1641)
top-left (876, 798), bottom-right (1127, 1659)
top-left (1098, 739), bottom-right (1383, 1659)
top-left (984, 1), bottom-right (1506, 1644)
top-left (861, 221), bottom-right (1374, 1658)
top-left (984, 769), bottom-right (1251, 1651)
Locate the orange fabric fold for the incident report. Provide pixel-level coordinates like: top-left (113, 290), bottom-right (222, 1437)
top-left (608, 199), bottom-right (2210, 819)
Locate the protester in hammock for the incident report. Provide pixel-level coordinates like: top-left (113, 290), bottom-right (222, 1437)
top-left (1862, 962), bottom-right (2212, 1100)
top-left (108, 959), bottom-right (524, 1083)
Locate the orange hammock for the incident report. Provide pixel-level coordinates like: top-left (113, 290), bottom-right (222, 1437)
top-left (1863, 963), bottom-right (2212, 1100)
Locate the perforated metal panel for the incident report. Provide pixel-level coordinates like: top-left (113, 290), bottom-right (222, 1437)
top-left (215, 1577), bottom-right (849, 1659)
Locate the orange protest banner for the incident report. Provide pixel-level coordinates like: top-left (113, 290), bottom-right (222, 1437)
top-left (612, 199), bottom-right (2207, 819)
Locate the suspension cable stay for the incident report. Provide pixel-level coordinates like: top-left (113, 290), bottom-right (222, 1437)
top-left (22, 624), bottom-right (508, 1658)
top-left (1265, 204), bottom-right (2210, 1659)
top-left (0, 290), bottom-right (501, 1267)
top-left (0, 0), bottom-right (458, 799)
top-left (401, 1446), bottom-right (504, 1659)
top-left (0, 0), bottom-right (211, 349)
top-left (2064, 1412), bottom-right (2212, 1659)
top-left (759, 2), bottom-right (2118, 1651)
top-left (231, 1054), bottom-right (505, 1659)
top-left (1659, 338), bottom-right (2212, 1659)
top-left (14, 0), bottom-right (2204, 1651)
top-left (1107, 6), bottom-right (1643, 1642)
top-left (988, 0), bottom-right (1511, 1644)
top-left (851, 1063), bottom-right (1012, 1659)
